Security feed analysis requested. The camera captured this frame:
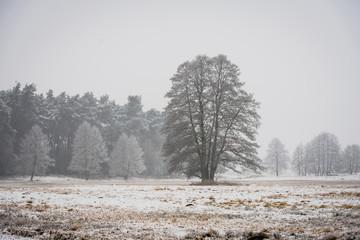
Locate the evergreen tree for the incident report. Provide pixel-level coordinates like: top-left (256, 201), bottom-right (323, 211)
top-left (143, 109), bottom-right (166, 177)
top-left (97, 95), bottom-right (121, 154)
top-left (123, 95), bottom-right (148, 140)
top-left (6, 83), bottom-right (24, 154)
top-left (0, 99), bottom-right (16, 175)
top-left (0, 82), bottom-right (168, 178)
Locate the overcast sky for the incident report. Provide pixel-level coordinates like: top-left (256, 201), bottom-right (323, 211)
top-left (1, 0), bottom-right (359, 157)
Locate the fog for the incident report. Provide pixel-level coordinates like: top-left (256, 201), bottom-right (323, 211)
top-left (1, 0), bottom-right (359, 157)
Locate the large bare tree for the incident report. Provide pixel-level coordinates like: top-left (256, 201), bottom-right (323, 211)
top-left (162, 54), bottom-right (261, 184)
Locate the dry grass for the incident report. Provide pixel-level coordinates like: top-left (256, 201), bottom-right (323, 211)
top-left (266, 194), bottom-right (286, 199)
top-left (1, 179), bottom-right (360, 239)
top-left (153, 187), bottom-right (171, 191)
top-left (263, 201), bottom-right (290, 209)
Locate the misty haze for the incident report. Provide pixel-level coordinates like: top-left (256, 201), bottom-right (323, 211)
top-left (0, 0), bottom-right (359, 239)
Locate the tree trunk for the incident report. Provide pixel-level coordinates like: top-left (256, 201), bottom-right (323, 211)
top-left (201, 154), bottom-right (210, 184)
top-left (276, 155), bottom-right (279, 177)
top-left (201, 155), bottom-right (214, 185)
top-left (30, 153), bottom-right (37, 181)
top-left (201, 177), bottom-right (215, 185)
top-left (125, 160), bottom-right (131, 181)
top-left (209, 165), bottom-right (217, 181)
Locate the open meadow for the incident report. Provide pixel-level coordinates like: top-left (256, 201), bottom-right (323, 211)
top-left (1, 176), bottom-right (360, 239)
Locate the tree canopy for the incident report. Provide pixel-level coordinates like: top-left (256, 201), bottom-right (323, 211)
top-left (162, 54), bottom-right (261, 183)
top-left (0, 83), bottom-right (165, 178)
top-left (264, 138), bottom-right (289, 176)
top-left (69, 121), bottom-right (107, 180)
top-left (17, 125), bottom-right (54, 181)
top-left (109, 133), bottom-right (145, 180)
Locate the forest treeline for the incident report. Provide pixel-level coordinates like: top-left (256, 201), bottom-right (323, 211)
top-left (1, 80), bottom-right (359, 179)
top-left (0, 83), bottom-right (167, 178)
top-left (291, 133), bottom-right (360, 176)
top-left (264, 134), bottom-right (360, 177)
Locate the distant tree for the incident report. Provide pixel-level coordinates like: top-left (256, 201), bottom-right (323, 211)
top-left (308, 133), bottom-right (340, 176)
top-left (162, 54), bottom-right (261, 184)
top-left (48, 92), bottom-right (79, 173)
top-left (123, 95), bottom-right (148, 139)
top-left (69, 121), bottom-right (107, 180)
top-left (78, 92), bottom-right (98, 124)
top-left (17, 125), bottom-right (54, 181)
top-left (0, 99), bottom-right (16, 175)
top-left (342, 145), bottom-right (360, 175)
top-left (4, 83), bottom-right (39, 154)
top-left (109, 133), bottom-right (145, 180)
top-left (142, 140), bottom-right (165, 177)
top-left (0, 82), bottom-right (172, 178)
top-left (97, 94), bottom-right (119, 154)
top-left (264, 138), bottom-right (289, 176)
top-left (6, 83), bottom-right (23, 154)
top-left (143, 109), bottom-right (166, 177)
top-left (302, 142), bottom-right (313, 176)
top-left (292, 144), bottom-right (306, 176)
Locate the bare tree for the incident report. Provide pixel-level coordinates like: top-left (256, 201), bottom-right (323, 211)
top-left (162, 54), bottom-right (261, 184)
top-left (292, 144), bottom-right (305, 176)
top-left (264, 138), bottom-right (289, 176)
top-left (302, 143), bottom-right (312, 176)
top-left (109, 133), bottom-right (145, 180)
top-left (17, 125), bottom-right (54, 181)
top-left (342, 145), bottom-right (360, 175)
top-left (69, 121), bottom-right (107, 180)
top-left (308, 133), bottom-right (340, 176)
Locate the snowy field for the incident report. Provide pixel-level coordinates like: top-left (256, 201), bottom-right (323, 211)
top-left (1, 176), bottom-right (360, 239)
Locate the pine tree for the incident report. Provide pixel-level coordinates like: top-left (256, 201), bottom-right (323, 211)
top-left (143, 109), bottom-right (166, 177)
top-left (0, 99), bottom-right (16, 175)
top-left (123, 95), bottom-right (148, 139)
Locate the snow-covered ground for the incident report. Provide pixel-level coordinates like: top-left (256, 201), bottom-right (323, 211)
top-left (1, 176), bottom-right (360, 239)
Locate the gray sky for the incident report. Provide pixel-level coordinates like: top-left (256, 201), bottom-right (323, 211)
top-left (1, 0), bottom-right (359, 157)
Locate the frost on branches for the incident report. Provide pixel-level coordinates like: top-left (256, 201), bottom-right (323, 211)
top-left (109, 133), bottom-right (145, 180)
top-left (343, 144), bottom-right (360, 175)
top-left (264, 138), bottom-right (289, 176)
top-left (69, 121), bottom-right (107, 180)
top-left (291, 133), bottom-right (342, 176)
top-left (162, 54), bottom-right (261, 184)
top-left (17, 125), bottom-right (54, 181)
